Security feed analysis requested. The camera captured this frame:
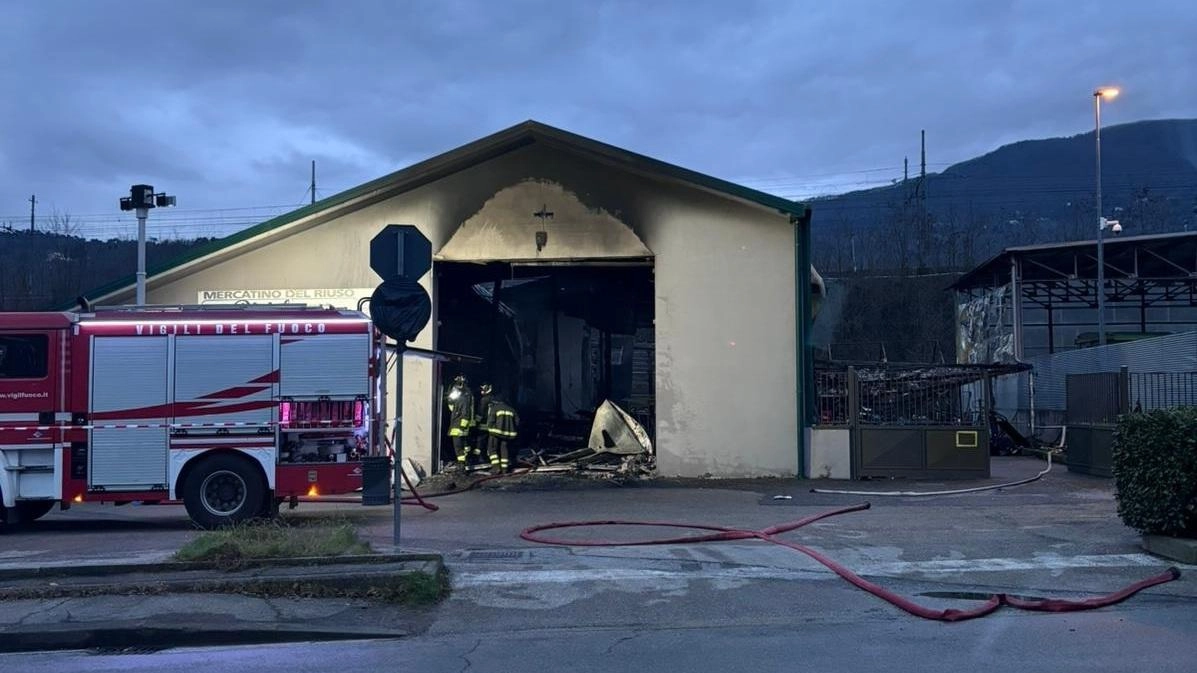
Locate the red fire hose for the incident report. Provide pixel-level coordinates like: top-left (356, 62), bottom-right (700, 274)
top-left (385, 439), bottom-right (1178, 622)
top-left (399, 464), bottom-right (535, 510)
top-left (386, 434), bottom-right (534, 511)
top-left (519, 502), bottom-right (1181, 623)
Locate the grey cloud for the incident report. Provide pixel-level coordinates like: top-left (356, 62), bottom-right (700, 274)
top-left (1, 0), bottom-right (1194, 230)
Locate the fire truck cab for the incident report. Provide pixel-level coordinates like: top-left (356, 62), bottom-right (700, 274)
top-left (0, 304), bottom-right (386, 529)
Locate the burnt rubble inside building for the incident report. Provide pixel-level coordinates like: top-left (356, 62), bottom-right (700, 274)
top-left (435, 262), bottom-right (655, 476)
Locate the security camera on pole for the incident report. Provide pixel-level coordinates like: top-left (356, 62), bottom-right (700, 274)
top-left (368, 224), bottom-right (432, 547)
top-left (119, 184), bottom-right (176, 306)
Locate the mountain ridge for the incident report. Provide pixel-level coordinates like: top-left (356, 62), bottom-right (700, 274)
top-left (809, 118), bottom-right (1197, 273)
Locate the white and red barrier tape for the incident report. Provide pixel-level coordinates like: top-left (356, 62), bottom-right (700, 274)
top-left (0, 420), bottom-right (366, 432)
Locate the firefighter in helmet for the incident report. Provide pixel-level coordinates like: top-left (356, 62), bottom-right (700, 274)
top-left (484, 387), bottom-right (520, 473)
top-left (445, 374), bottom-right (475, 470)
top-left (474, 382), bottom-right (494, 465)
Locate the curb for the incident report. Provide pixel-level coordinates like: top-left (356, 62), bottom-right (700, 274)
top-left (1142, 534), bottom-right (1197, 565)
top-left (0, 552), bottom-right (443, 582)
top-left (0, 624), bottom-right (407, 654)
top-left (0, 561), bottom-right (446, 602)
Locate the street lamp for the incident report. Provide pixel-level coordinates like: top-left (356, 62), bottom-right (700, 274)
top-left (119, 184), bottom-right (176, 306)
top-left (1094, 86), bottom-right (1120, 347)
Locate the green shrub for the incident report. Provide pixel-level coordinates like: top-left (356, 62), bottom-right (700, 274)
top-left (1112, 407), bottom-right (1197, 537)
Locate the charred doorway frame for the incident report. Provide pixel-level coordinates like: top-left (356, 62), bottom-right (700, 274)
top-left (431, 258), bottom-right (655, 471)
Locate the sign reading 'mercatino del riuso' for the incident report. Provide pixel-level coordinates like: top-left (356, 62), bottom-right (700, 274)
top-left (197, 288), bottom-right (374, 308)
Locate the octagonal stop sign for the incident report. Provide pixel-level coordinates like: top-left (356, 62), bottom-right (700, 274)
top-left (370, 224), bottom-right (432, 282)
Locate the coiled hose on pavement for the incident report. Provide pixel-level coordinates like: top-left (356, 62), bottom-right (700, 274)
top-left (810, 451), bottom-right (1056, 498)
top-left (518, 502), bottom-right (1180, 623)
top-left (389, 440), bottom-right (1177, 623)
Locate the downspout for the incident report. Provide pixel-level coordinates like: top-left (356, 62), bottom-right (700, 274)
top-left (792, 207), bottom-right (814, 478)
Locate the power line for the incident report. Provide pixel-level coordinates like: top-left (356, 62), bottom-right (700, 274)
top-left (0, 203), bottom-right (301, 221)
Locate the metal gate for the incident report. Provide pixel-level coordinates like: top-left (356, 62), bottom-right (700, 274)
top-left (1064, 368), bottom-right (1197, 477)
top-left (817, 365), bottom-right (997, 480)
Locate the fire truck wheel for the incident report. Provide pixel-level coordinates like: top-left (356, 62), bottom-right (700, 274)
top-left (15, 501), bottom-right (56, 523)
top-left (183, 454), bottom-right (267, 529)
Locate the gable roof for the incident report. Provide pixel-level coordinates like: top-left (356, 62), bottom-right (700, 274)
top-left (74, 120), bottom-right (811, 307)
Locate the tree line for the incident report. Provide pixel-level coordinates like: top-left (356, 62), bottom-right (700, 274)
top-left (0, 215), bottom-right (212, 311)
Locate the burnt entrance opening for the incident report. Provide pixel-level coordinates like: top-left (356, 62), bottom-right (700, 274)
top-left (435, 262), bottom-right (655, 468)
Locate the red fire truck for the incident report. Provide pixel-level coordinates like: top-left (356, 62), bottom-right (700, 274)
top-left (0, 303), bottom-right (387, 528)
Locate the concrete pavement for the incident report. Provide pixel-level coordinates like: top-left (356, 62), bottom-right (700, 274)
top-left (1, 456), bottom-right (1195, 669)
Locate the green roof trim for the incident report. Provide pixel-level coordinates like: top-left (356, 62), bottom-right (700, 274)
top-left (73, 120), bottom-right (810, 307)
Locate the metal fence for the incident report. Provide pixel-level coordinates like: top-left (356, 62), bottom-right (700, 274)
top-left (815, 366), bottom-right (992, 427)
top-left (815, 370), bottom-right (850, 425)
top-left (856, 371), bottom-right (983, 426)
top-left (1065, 370), bottom-right (1197, 425)
top-left (1063, 369), bottom-right (1197, 478)
top-left (1130, 371), bottom-right (1197, 412)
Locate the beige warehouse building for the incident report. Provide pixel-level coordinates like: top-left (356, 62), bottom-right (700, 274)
top-left (80, 121), bottom-right (821, 478)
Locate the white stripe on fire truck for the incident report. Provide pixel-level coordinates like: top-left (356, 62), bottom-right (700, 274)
top-left (169, 440), bottom-right (274, 445)
top-left (171, 436), bottom-right (274, 444)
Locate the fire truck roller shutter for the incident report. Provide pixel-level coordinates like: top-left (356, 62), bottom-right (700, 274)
top-left (174, 335), bottom-right (276, 427)
top-left (280, 333), bottom-right (371, 397)
top-left (89, 337), bottom-right (171, 490)
top-left (180, 450), bottom-right (270, 529)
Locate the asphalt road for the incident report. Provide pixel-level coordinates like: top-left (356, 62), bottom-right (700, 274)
top-left (8, 603), bottom-right (1197, 673)
top-left (2, 457), bottom-right (1195, 671)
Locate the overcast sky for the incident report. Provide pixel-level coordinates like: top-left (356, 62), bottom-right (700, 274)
top-left (2, 0), bottom-right (1194, 239)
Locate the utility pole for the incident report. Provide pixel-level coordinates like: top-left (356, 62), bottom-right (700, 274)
top-left (904, 157), bottom-right (908, 183)
top-left (1093, 87), bottom-right (1120, 347)
top-left (920, 130), bottom-right (928, 269)
top-left (310, 160), bottom-right (316, 205)
top-left (29, 195), bottom-right (36, 232)
top-left (920, 130), bottom-right (927, 215)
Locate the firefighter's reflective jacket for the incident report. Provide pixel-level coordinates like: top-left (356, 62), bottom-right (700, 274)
top-left (475, 393), bottom-right (493, 436)
top-left (447, 385), bottom-right (475, 437)
top-left (486, 400), bottom-right (519, 439)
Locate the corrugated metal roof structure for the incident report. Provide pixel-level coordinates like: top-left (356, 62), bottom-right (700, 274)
top-left (952, 231), bottom-right (1197, 291)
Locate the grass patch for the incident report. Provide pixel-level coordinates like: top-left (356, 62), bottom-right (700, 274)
top-left (175, 518), bottom-right (372, 569)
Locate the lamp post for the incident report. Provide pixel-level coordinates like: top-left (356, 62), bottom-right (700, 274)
top-left (1094, 86), bottom-right (1119, 347)
top-left (119, 184), bottom-right (176, 306)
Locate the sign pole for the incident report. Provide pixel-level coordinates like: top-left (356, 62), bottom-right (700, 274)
top-left (393, 344), bottom-right (404, 546)
top-left (368, 223), bottom-right (433, 551)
